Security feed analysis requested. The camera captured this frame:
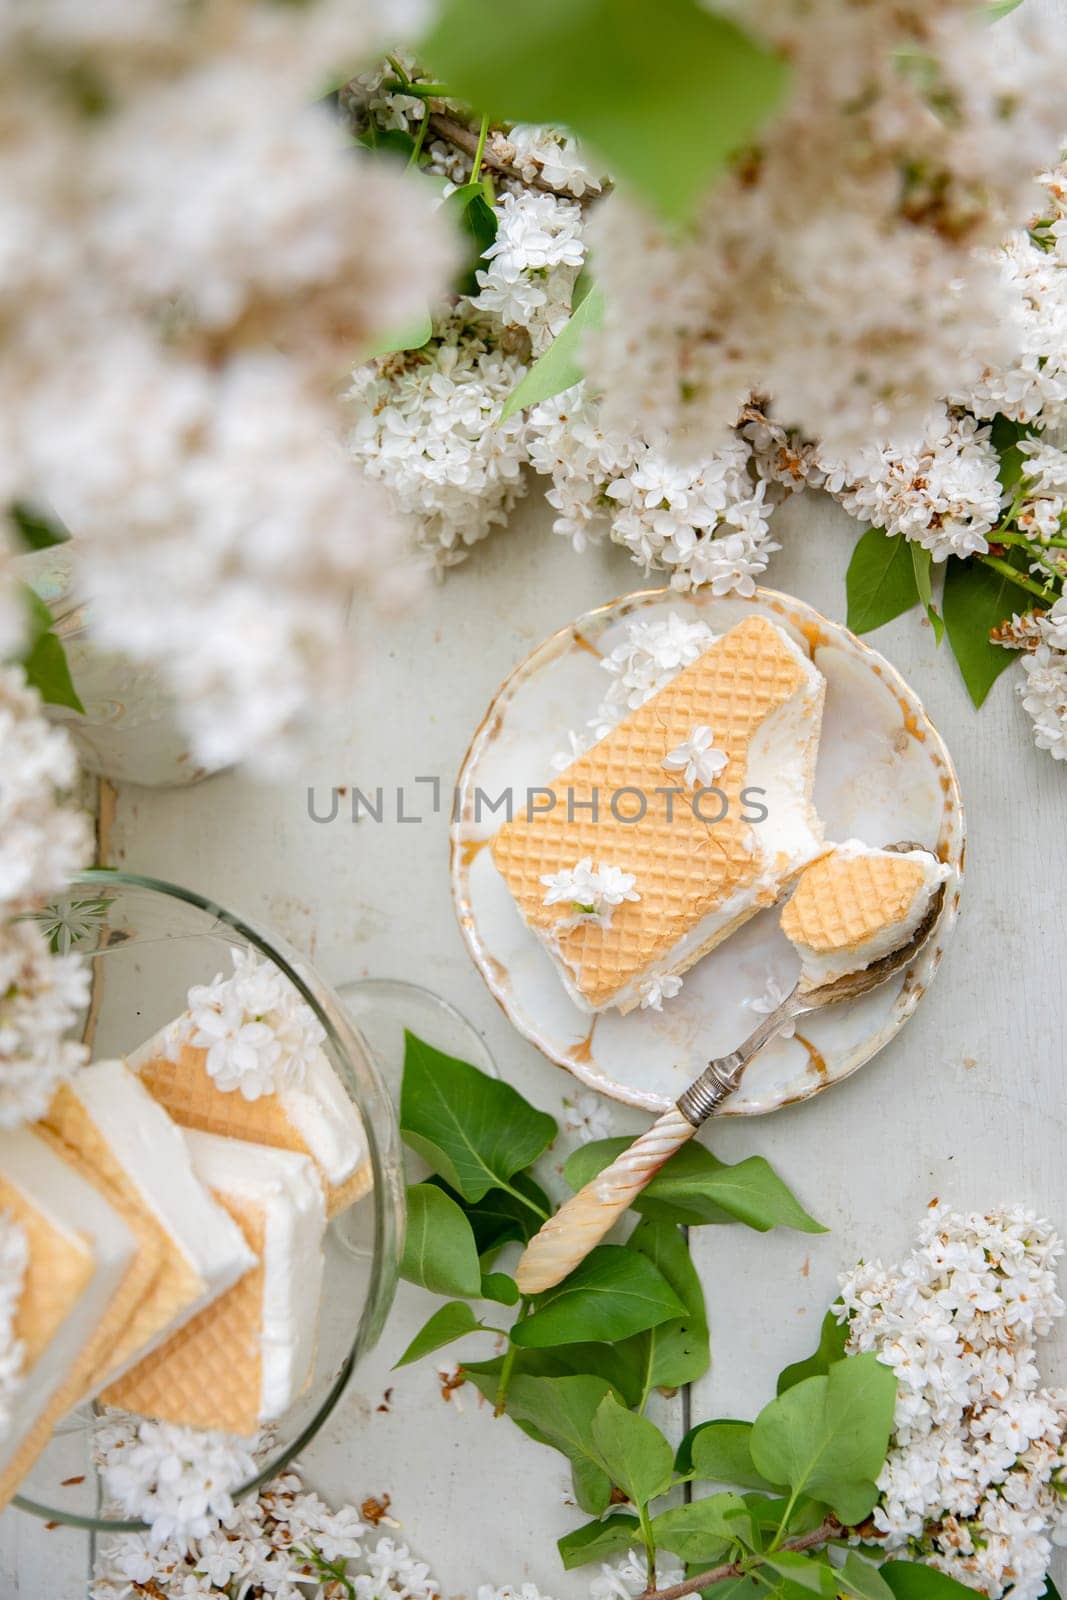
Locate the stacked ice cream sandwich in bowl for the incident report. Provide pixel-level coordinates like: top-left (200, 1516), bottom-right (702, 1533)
top-left (0, 876), bottom-right (399, 1529)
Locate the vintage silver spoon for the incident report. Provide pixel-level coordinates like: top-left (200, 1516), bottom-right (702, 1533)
top-left (515, 842), bottom-right (947, 1295)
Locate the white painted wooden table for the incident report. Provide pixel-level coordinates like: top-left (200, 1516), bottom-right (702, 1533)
top-left (3, 484), bottom-right (1066, 1597)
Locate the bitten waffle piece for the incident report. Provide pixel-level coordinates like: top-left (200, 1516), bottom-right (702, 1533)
top-left (781, 840), bottom-right (949, 991)
top-left (111, 1133), bottom-right (327, 1436)
top-left (492, 615), bottom-right (826, 1013)
top-left (128, 1030), bottom-right (371, 1218)
top-left (42, 1061), bottom-right (254, 1391)
top-left (0, 1127), bottom-right (139, 1510)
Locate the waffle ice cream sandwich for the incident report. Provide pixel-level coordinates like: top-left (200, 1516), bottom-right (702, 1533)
top-left (0, 1127), bottom-right (141, 1509)
top-left (128, 1028), bottom-right (371, 1218)
top-left (41, 1061), bottom-right (255, 1392)
top-left (112, 1133), bottom-right (327, 1436)
top-left (781, 840), bottom-right (949, 991)
top-left (492, 615), bottom-right (826, 1012)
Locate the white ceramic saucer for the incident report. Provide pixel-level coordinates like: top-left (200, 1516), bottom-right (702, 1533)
top-left (451, 588), bottom-right (964, 1115)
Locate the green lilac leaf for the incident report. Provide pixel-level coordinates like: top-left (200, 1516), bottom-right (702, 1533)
top-left (845, 529), bottom-right (920, 634)
top-left (777, 1311), bottom-right (849, 1395)
top-left (881, 1562), bottom-right (992, 1600)
top-left (420, 0), bottom-right (789, 226)
top-left (570, 1456), bottom-right (612, 1515)
top-left (648, 1492), bottom-right (744, 1563)
top-left (942, 557), bottom-right (1020, 708)
top-left (537, 1340), bottom-right (649, 1408)
top-left (687, 1420), bottom-right (782, 1491)
top-left (480, 1270), bottom-right (519, 1306)
top-left (361, 310), bottom-right (434, 360)
top-left (564, 1140), bottom-right (824, 1233)
top-left (764, 1553), bottom-right (840, 1595)
top-left (557, 1513), bottom-right (641, 1570)
top-left (442, 179), bottom-right (499, 296)
top-left (615, 1217), bottom-right (709, 1393)
top-left (400, 1032), bottom-right (556, 1203)
top-left (511, 1244), bottom-right (687, 1348)
top-left (400, 1183), bottom-right (482, 1298)
top-left (394, 1301), bottom-right (482, 1368)
top-left (437, 1171), bottom-right (552, 1258)
top-left (502, 1374), bottom-right (615, 1514)
top-left (838, 1552), bottom-right (896, 1600)
top-left (20, 592), bottom-right (85, 713)
top-left (701, 1579), bottom-right (766, 1600)
top-left (10, 502), bottom-right (70, 551)
top-left (909, 545), bottom-right (945, 644)
top-left (989, 413), bottom-right (1034, 495)
top-left (590, 1392), bottom-right (674, 1506)
top-left (499, 285), bottom-right (605, 420)
top-left (356, 124), bottom-right (420, 160)
top-left (749, 1354), bottom-right (897, 1525)
top-left (462, 1345), bottom-right (640, 1406)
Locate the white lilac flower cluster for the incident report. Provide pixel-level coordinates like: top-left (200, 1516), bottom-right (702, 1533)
top-left (587, 2), bottom-right (1066, 461)
top-left (474, 190), bottom-right (587, 356)
top-left (540, 860), bottom-right (639, 927)
top-left (90, 1432), bottom-right (672, 1600)
top-left (348, 310), bottom-right (531, 568)
top-left (347, 45), bottom-right (1067, 768)
top-left (527, 384), bottom-right (781, 590)
top-left (347, 70), bottom-right (778, 590)
top-left (0, 1212), bottom-right (28, 1442)
top-left (96, 1415), bottom-right (260, 1550)
top-left (1017, 597), bottom-right (1067, 763)
top-left (817, 410), bottom-right (1004, 564)
top-left (551, 612), bottom-right (718, 771)
top-left (2, 0), bottom-right (454, 775)
top-left (184, 948), bottom-right (326, 1101)
top-left (839, 1203), bottom-right (1067, 1600)
top-left (0, 665), bottom-right (92, 1128)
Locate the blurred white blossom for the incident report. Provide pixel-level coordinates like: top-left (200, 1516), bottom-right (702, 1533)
top-left (587, 2), bottom-right (1067, 459)
top-left (0, 666), bottom-right (91, 914)
top-left (0, 920), bottom-right (89, 1131)
top-left (0, 1213), bottom-right (27, 1442)
top-left (1, 0), bottom-right (455, 774)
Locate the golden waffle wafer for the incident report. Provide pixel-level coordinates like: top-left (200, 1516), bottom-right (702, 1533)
top-left (781, 849), bottom-right (928, 955)
top-left (0, 1129), bottom-right (149, 1511)
top-left (134, 1042), bottom-right (372, 1217)
top-left (41, 1086), bottom-right (202, 1383)
top-left (108, 1190), bottom-right (266, 1437)
top-left (109, 1134), bottom-right (326, 1436)
top-left (0, 1177), bottom-right (93, 1372)
top-left (492, 615), bottom-right (825, 1011)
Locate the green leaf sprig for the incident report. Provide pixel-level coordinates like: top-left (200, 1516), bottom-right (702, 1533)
top-left (393, 1035), bottom-right (1036, 1600)
top-left (844, 411), bottom-right (1063, 710)
top-left (394, 1032), bottom-right (840, 1579)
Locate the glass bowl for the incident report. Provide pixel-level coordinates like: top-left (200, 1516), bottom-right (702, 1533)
top-left (14, 870), bottom-right (405, 1530)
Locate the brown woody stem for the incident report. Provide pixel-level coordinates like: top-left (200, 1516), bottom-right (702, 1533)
top-left (639, 1517), bottom-right (843, 1600)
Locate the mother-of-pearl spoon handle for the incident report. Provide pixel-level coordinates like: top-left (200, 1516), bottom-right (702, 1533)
top-left (515, 1106), bottom-right (698, 1295)
top-left (514, 999), bottom-right (800, 1295)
